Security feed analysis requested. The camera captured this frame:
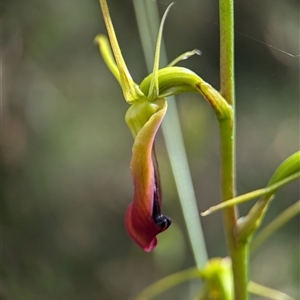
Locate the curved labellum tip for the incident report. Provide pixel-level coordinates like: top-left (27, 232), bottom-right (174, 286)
top-left (125, 101), bottom-right (171, 251)
top-left (126, 201), bottom-right (171, 252)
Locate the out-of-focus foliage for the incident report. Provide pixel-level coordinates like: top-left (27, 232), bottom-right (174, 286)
top-left (2, 0), bottom-right (299, 299)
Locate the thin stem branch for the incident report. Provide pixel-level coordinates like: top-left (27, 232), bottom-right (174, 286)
top-left (202, 172), bottom-right (300, 216)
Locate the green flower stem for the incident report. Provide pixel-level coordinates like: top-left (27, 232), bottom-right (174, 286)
top-left (219, 118), bottom-right (247, 300)
top-left (219, 0), bottom-right (248, 299)
top-left (139, 67), bottom-right (232, 120)
top-left (220, 0), bottom-right (235, 104)
top-left (251, 200), bottom-right (300, 253)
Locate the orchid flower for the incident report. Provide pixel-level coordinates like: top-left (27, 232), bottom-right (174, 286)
top-left (95, 0), bottom-right (232, 251)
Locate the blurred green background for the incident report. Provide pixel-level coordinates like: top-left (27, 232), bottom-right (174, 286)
top-left (2, 0), bottom-right (299, 299)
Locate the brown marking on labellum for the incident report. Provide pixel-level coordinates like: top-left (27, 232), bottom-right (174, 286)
top-left (152, 145), bottom-right (171, 231)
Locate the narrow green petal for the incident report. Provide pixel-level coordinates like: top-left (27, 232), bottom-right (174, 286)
top-left (167, 49), bottom-right (201, 67)
top-left (148, 3), bottom-right (174, 100)
top-left (99, 0), bottom-right (145, 103)
top-left (94, 34), bottom-right (120, 83)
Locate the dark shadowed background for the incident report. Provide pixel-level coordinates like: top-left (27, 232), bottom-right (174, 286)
top-left (2, 0), bottom-right (299, 299)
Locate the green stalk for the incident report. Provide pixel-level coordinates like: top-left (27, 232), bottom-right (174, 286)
top-left (220, 119), bottom-right (248, 300)
top-left (219, 0), bottom-right (248, 299)
top-left (220, 0), bottom-right (235, 104)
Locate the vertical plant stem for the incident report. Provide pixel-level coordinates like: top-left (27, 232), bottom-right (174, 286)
top-left (219, 0), bottom-right (248, 299)
top-left (220, 120), bottom-right (248, 300)
top-left (220, 0), bottom-right (235, 104)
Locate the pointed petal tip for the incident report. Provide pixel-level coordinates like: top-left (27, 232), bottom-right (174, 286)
top-left (94, 34), bottom-right (104, 45)
top-left (143, 240), bottom-right (157, 252)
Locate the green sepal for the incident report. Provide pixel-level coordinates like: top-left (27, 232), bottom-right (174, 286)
top-left (98, 0), bottom-right (146, 104)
